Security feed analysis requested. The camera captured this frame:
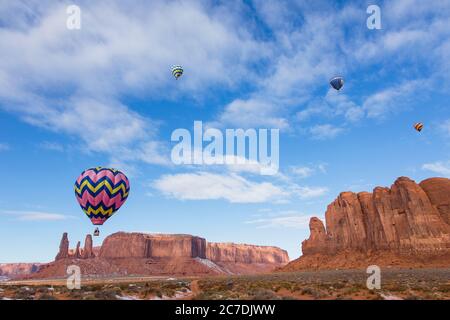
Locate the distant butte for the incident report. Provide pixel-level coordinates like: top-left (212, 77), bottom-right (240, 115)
top-left (28, 232), bottom-right (289, 279)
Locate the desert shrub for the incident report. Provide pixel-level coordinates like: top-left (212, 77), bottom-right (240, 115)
top-left (438, 284), bottom-right (450, 293)
top-left (250, 289), bottom-right (279, 300)
top-left (301, 287), bottom-right (324, 299)
top-left (301, 287), bottom-right (315, 295)
top-left (38, 293), bottom-right (57, 300)
top-left (68, 290), bottom-right (83, 299)
top-left (94, 289), bottom-right (118, 300)
top-left (332, 282), bottom-right (346, 289)
top-left (405, 295), bottom-right (421, 300)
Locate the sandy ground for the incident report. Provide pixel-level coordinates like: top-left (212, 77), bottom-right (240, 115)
top-left (1, 268), bottom-right (449, 300)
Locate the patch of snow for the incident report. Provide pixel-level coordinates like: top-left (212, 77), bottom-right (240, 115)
top-left (115, 295), bottom-right (140, 300)
top-left (194, 258), bottom-right (233, 274)
top-left (150, 295), bottom-right (167, 300)
top-left (380, 293), bottom-right (403, 300)
top-left (172, 290), bottom-right (192, 300)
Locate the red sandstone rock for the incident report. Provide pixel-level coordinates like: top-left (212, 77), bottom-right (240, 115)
top-left (83, 235), bottom-right (95, 259)
top-left (283, 177), bottom-right (450, 270)
top-left (55, 232), bottom-right (69, 260)
top-left (206, 243), bottom-right (289, 264)
top-left (420, 177), bottom-right (450, 225)
top-left (25, 232), bottom-right (289, 279)
top-left (73, 241), bottom-right (81, 259)
top-left (98, 233), bottom-right (207, 259)
top-left (0, 263), bottom-right (42, 278)
top-left (301, 217), bottom-right (328, 255)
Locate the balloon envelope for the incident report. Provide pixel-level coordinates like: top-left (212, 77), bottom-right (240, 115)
top-left (74, 167), bottom-right (130, 225)
top-left (414, 122), bottom-right (423, 132)
top-left (330, 76), bottom-right (344, 90)
top-left (172, 65), bottom-right (183, 79)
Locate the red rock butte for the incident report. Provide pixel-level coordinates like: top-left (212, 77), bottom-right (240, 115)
top-left (28, 232), bottom-right (289, 279)
top-left (282, 177), bottom-right (450, 271)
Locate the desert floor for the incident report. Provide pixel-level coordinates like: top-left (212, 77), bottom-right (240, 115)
top-left (1, 268), bottom-right (449, 300)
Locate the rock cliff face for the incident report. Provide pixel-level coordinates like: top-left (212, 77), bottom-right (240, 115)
top-left (206, 243), bottom-right (289, 264)
top-left (0, 263), bottom-right (43, 278)
top-left (283, 177), bottom-right (450, 270)
top-left (55, 232), bottom-right (69, 260)
top-left (420, 178), bottom-right (450, 225)
top-left (83, 235), bottom-right (95, 259)
top-left (29, 232), bottom-right (289, 279)
top-left (99, 233), bottom-right (207, 259)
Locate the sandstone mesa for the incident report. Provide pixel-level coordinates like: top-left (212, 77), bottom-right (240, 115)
top-left (27, 232), bottom-right (289, 279)
top-left (282, 177), bottom-right (450, 271)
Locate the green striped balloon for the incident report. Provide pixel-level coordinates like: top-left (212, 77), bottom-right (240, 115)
top-left (172, 65), bottom-right (183, 79)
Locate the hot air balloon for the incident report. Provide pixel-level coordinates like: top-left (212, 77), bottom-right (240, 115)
top-left (330, 76), bottom-right (344, 91)
top-left (74, 167), bottom-right (130, 236)
top-left (172, 65), bottom-right (183, 80)
top-left (414, 122), bottom-right (424, 132)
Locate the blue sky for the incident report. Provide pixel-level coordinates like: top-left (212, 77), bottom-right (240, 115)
top-left (1, 0), bottom-right (450, 262)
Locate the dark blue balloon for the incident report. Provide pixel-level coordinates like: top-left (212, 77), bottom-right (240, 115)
top-left (330, 76), bottom-right (344, 90)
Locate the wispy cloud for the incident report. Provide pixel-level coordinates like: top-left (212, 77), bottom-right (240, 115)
top-left (362, 80), bottom-right (427, 119)
top-left (153, 172), bottom-right (289, 203)
top-left (2, 210), bottom-right (74, 221)
top-left (0, 1), bottom-right (264, 167)
top-left (309, 124), bottom-right (345, 140)
top-left (245, 213), bottom-right (316, 229)
top-left (422, 161), bottom-right (450, 177)
top-left (293, 186), bottom-right (328, 199)
top-left (290, 163), bottom-right (327, 178)
top-left (153, 169), bottom-right (328, 204)
top-left (290, 166), bottom-right (315, 178)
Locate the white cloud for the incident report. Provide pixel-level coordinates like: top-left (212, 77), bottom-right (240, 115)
top-left (0, 1), bottom-right (265, 167)
top-left (422, 161), bottom-right (450, 177)
top-left (362, 80), bottom-right (426, 119)
top-left (245, 214), bottom-right (316, 229)
top-left (290, 166), bottom-right (314, 178)
top-left (153, 172), bottom-right (288, 203)
top-left (214, 1), bottom-right (450, 133)
top-left (211, 4), bottom-right (354, 129)
top-left (309, 124), bottom-right (344, 140)
top-left (293, 186), bottom-right (328, 199)
top-left (224, 155), bottom-right (276, 176)
top-left (290, 163), bottom-right (327, 178)
top-left (216, 98), bottom-right (288, 129)
top-left (2, 210), bottom-right (73, 221)
top-left (153, 169), bottom-right (327, 203)
top-left (2, 0), bottom-right (448, 169)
